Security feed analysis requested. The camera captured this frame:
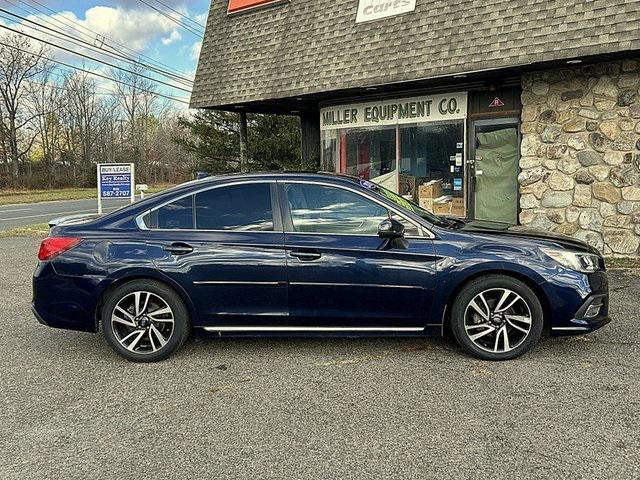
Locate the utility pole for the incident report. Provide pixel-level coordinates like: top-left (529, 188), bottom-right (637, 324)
top-left (238, 111), bottom-right (248, 172)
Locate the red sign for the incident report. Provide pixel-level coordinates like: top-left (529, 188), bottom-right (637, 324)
top-left (489, 97), bottom-right (505, 108)
top-left (228, 0), bottom-right (283, 13)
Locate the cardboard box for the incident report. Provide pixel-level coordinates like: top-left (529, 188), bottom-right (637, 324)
top-left (418, 179), bottom-right (443, 199)
top-left (419, 198), bottom-right (434, 211)
top-left (452, 197), bottom-right (464, 208)
top-left (450, 205), bottom-right (465, 217)
top-left (433, 202), bottom-right (452, 215)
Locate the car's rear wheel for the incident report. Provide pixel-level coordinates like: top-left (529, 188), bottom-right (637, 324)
top-left (451, 275), bottom-right (543, 361)
top-left (102, 280), bottom-right (190, 362)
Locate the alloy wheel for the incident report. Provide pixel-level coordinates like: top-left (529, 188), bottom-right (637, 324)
top-left (463, 288), bottom-right (533, 354)
top-left (110, 291), bottom-right (175, 354)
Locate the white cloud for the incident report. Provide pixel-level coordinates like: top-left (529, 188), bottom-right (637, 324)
top-left (194, 12), bottom-right (208, 25)
top-left (189, 41), bottom-right (202, 61)
top-left (162, 29), bottom-right (182, 46)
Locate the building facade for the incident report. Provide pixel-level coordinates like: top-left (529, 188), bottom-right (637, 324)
top-left (191, 0), bottom-right (640, 256)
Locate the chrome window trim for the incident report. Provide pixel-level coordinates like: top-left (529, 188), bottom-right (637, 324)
top-left (136, 211), bottom-right (150, 230)
top-left (134, 177), bottom-right (436, 238)
top-left (135, 179), bottom-right (277, 232)
top-left (281, 179), bottom-right (434, 239)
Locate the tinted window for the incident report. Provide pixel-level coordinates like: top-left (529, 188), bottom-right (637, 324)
top-left (195, 183), bottom-right (273, 231)
top-left (150, 196), bottom-right (194, 229)
top-left (286, 183), bottom-right (389, 234)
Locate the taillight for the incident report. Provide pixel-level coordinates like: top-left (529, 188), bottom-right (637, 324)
top-left (38, 237), bottom-right (82, 261)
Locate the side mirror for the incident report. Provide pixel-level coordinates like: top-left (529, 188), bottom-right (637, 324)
top-left (378, 218), bottom-right (405, 239)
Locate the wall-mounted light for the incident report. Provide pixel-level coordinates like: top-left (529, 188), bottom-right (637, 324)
top-left (365, 87), bottom-right (378, 91)
top-left (566, 59), bottom-right (583, 64)
top-left (453, 74), bottom-right (467, 79)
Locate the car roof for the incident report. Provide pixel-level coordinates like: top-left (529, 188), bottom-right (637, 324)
top-left (195, 171), bottom-right (358, 184)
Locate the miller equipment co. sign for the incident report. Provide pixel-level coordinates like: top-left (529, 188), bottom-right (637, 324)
top-left (356, 0), bottom-right (417, 23)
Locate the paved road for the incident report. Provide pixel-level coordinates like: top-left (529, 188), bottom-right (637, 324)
top-left (0, 235), bottom-right (639, 479)
top-left (0, 197), bottom-right (134, 230)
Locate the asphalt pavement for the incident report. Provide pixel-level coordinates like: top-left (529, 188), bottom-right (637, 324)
top-left (0, 197), bottom-right (134, 230)
top-left (0, 235), bottom-right (639, 479)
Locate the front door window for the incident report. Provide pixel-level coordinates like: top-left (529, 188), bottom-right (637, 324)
top-left (285, 183), bottom-right (389, 235)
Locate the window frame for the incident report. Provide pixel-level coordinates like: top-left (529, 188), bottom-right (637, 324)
top-left (279, 180), bottom-right (427, 238)
top-left (137, 180), bottom-right (282, 233)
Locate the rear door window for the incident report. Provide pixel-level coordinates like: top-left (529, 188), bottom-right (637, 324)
top-left (149, 196), bottom-right (194, 229)
top-left (195, 183), bottom-right (274, 231)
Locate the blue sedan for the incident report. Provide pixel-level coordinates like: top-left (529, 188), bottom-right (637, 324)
top-left (32, 173), bottom-right (610, 362)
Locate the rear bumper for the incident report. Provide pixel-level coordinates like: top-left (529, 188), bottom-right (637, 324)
top-left (31, 303), bottom-right (48, 326)
top-left (32, 262), bottom-right (103, 333)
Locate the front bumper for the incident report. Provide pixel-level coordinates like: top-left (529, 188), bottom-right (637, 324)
top-left (545, 269), bottom-right (610, 336)
top-left (551, 292), bottom-right (610, 335)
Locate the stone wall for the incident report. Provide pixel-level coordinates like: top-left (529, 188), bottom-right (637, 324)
top-left (520, 59), bottom-right (640, 256)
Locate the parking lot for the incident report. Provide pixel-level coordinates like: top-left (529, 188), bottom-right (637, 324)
top-left (1, 235), bottom-right (639, 479)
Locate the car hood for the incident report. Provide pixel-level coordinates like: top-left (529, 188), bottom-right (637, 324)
top-left (451, 218), bottom-right (599, 255)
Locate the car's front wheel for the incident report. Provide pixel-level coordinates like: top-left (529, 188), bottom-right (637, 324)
top-left (102, 280), bottom-right (190, 362)
top-left (451, 275), bottom-right (544, 361)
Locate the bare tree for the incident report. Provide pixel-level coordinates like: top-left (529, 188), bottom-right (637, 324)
top-left (63, 69), bottom-right (102, 182)
top-left (110, 63), bottom-right (168, 181)
top-left (28, 64), bottom-right (65, 187)
top-left (0, 33), bottom-right (48, 186)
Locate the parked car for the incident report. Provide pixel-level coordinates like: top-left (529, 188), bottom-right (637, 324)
top-left (32, 173), bottom-right (609, 362)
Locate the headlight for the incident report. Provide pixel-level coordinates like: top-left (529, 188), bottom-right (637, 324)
top-left (540, 248), bottom-right (601, 273)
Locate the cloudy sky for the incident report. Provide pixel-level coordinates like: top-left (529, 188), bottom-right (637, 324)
top-left (0, 0), bottom-right (212, 106)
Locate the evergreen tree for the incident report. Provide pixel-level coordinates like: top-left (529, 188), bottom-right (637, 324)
top-left (175, 109), bottom-right (304, 176)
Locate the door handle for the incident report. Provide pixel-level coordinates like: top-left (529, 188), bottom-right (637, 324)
top-left (163, 242), bottom-right (194, 255)
top-left (289, 249), bottom-right (321, 261)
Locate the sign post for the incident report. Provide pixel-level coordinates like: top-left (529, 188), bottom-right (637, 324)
top-left (97, 163), bottom-right (135, 214)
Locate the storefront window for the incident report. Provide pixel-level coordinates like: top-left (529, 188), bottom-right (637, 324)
top-left (321, 129), bottom-right (338, 172)
top-left (399, 121), bottom-right (464, 200)
top-left (344, 127), bottom-right (396, 180)
top-left (319, 92), bottom-right (468, 216)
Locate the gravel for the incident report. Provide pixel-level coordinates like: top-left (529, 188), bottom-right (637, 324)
top-left (1, 236), bottom-right (638, 480)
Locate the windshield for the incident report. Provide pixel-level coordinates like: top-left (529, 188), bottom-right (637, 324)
top-left (354, 178), bottom-right (452, 227)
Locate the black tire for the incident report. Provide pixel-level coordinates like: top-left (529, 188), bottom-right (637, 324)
top-left (102, 279), bottom-right (190, 362)
top-left (450, 275), bottom-right (544, 361)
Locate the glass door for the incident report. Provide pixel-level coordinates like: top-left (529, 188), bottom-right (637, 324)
top-left (469, 118), bottom-right (520, 224)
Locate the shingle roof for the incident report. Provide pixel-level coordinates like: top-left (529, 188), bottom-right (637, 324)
top-left (191, 0), bottom-right (640, 108)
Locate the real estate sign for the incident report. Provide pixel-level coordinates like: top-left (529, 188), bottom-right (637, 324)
top-left (97, 163), bottom-right (135, 213)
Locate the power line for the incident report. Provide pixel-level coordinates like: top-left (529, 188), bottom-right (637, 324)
top-left (0, 8), bottom-right (194, 87)
top-left (14, 0), bottom-right (195, 79)
top-left (0, 40), bottom-right (191, 105)
top-left (0, 22), bottom-right (193, 93)
top-left (137, 0), bottom-right (204, 38)
top-left (150, 0), bottom-right (206, 29)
